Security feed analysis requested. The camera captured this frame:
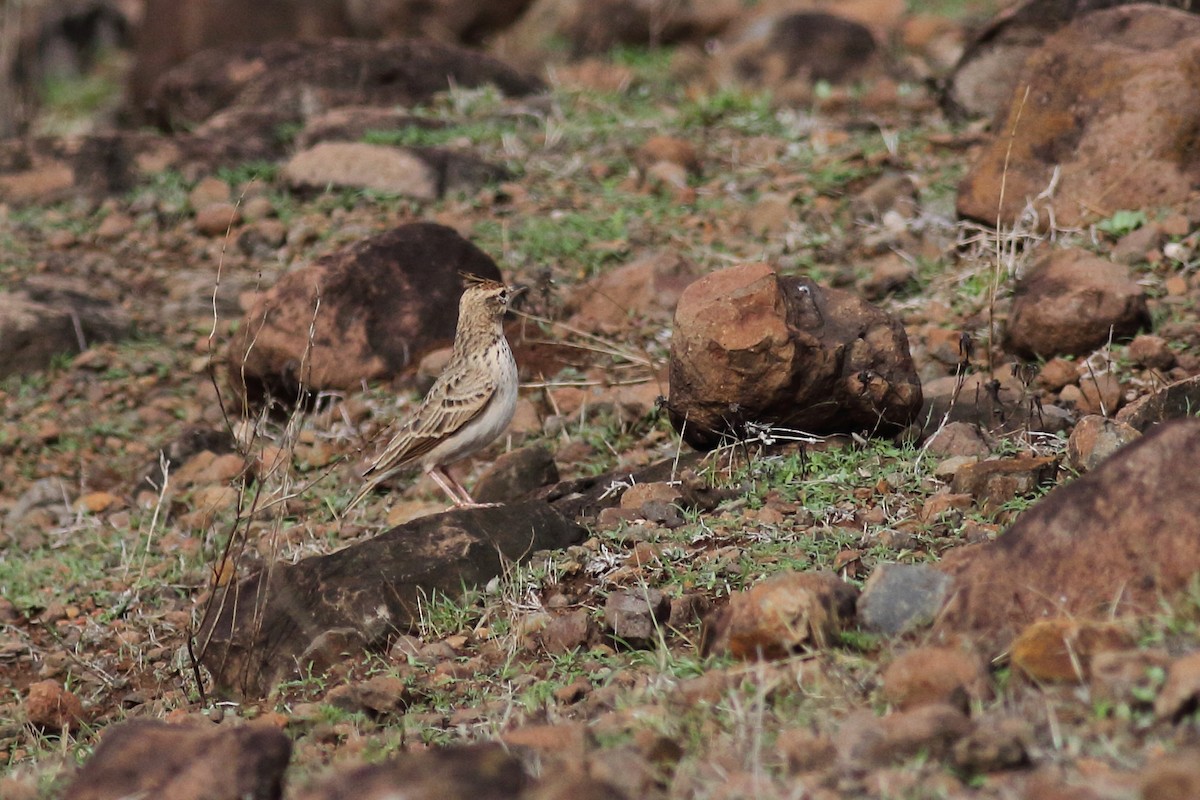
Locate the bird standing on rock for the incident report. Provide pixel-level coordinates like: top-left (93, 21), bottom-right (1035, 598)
top-left (346, 278), bottom-right (522, 511)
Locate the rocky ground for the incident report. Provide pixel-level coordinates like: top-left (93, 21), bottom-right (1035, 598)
top-left (5, 1), bottom-right (1200, 798)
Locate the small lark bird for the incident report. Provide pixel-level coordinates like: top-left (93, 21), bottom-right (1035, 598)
top-left (346, 278), bottom-right (522, 511)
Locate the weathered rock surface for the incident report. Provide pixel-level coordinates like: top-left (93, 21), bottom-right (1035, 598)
top-left (226, 222), bottom-right (502, 405)
top-left (706, 570), bottom-right (858, 659)
top-left (63, 719), bottom-right (290, 800)
top-left (1005, 249), bottom-right (1149, 358)
top-left (197, 501), bottom-right (585, 696)
top-left (935, 419), bottom-right (1200, 652)
top-left (943, 0), bottom-right (1152, 120)
top-left (958, 5), bottom-right (1200, 228)
top-left (0, 275), bottom-right (132, 378)
top-left (1066, 415), bottom-right (1140, 473)
top-left (1116, 374), bottom-right (1200, 431)
top-left (668, 263), bottom-right (922, 450)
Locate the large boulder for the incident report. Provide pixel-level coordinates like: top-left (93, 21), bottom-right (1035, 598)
top-left (942, 0), bottom-right (1154, 120)
top-left (957, 5), bottom-right (1200, 228)
top-left (935, 419), bottom-right (1200, 653)
top-left (197, 501), bottom-right (584, 696)
top-left (667, 262), bottom-right (922, 450)
top-left (226, 222), bottom-right (501, 406)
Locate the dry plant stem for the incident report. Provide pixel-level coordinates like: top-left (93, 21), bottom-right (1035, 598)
top-left (989, 84), bottom-right (1031, 376)
top-left (510, 308), bottom-right (656, 367)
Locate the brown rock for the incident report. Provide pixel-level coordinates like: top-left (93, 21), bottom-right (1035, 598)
top-left (295, 741), bottom-right (524, 800)
top-left (95, 212), bottom-right (133, 240)
top-left (1089, 648), bottom-right (1171, 706)
top-left (24, 679), bottom-right (84, 732)
top-left (851, 171), bottom-right (918, 221)
top-left (326, 675), bottom-right (410, 717)
top-left (188, 175), bottom-right (230, 208)
top-left (1154, 650), bottom-right (1200, 721)
top-left (1139, 750), bottom-right (1200, 800)
top-left (564, 251), bottom-right (700, 336)
top-left (194, 201), bottom-right (241, 236)
top-left (668, 263), bottom-right (921, 450)
top-left (1111, 222), bottom-right (1166, 265)
top-left (949, 455), bottom-right (1058, 512)
top-left (1010, 618), bottom-right (1133, 682)
top-left (1128, 334), bottom-right (1176, 371)
top-left (1005, 249), bottom-right (1149, 359)
top-left (943, 0), bottom-right (1159, 120)
top-left (776, 728), bottom-right (837, 774)
top-left (283, 143), bottom-right (439, 199)
top-left (951, 717), bottom-right (1030, 774)
top-left (62, 719), bottom-right (289, 800)
top-left (1066, 415), bottom-right (1140, 473)
top-left (837, 704), bottom-right (972, 769)
top-left (935, 419), bottom-right (1200, 653)
top-left (1037, 357), bottom-right (1078, 392)
top-left (1076, 372), bottom-right (1123, 417)
top-left (923, 421), bottom-right (990, 458)
top-left (502, 721), bottom-right (589, 758)
top-left (957, 6), bottom-right (1200, 228)
top-left (227, 222), bottom-right (502, 406)
top-left (859, 253), bottom-right (916, 300)
top-left (635, 136), bottom-right (700, 175)
top-left (620, 481), bottom-right (682, 510)
top-left (712, 570), bottom-right (858, 659)
top-left (882, 646), bottom-right (990, 711)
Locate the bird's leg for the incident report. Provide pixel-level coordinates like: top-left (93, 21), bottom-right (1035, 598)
top-left (426, 464), bottom-right (476, 507)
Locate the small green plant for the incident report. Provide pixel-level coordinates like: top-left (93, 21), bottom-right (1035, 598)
top-left (1096, 209), bottom-right (1147, 237)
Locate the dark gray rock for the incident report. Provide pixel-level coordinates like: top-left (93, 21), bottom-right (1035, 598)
top-left (857, 563), bottom-right (953, 636)
top-left (604, 588), bottom-right (670, 647)
top-left (197, 501), bottom-right (584, 697)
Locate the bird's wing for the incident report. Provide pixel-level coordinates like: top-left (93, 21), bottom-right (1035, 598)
top-left (343, 362), bottom-right (499, 514)
top-left (362, 366), bottom-right (496, 476)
